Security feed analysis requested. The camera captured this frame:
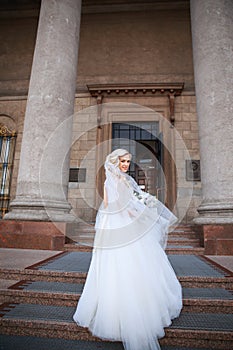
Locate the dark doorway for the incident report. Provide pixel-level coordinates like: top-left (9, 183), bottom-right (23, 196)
top-left (112, 122), bottom-right (165, 202)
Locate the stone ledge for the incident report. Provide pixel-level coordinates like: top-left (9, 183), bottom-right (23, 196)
top-left (0, 221), bottom-right (66, 251)
top-left (203, 224), bottom-right (233, 256)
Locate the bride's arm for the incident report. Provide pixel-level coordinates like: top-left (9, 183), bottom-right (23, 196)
top-left (104, 185), bottom-right (108, 208)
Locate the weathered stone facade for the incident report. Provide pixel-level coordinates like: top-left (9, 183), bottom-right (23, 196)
top-left (0, 0), bottom-right (232, 254)
top-left (67, 92), bottom-right (201, 224)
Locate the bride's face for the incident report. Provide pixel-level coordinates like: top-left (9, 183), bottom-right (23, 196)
top-left (118, 154), bottom-right (131, 172)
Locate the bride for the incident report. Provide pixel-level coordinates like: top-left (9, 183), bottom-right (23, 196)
top-left (73, 149), bottom-right (182, 350)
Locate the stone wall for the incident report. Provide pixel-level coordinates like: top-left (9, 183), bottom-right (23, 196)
top-left (68, 96), bottom-right (98, 222)
top-left (175, 95), bottom-right (202, 223)
top-left (0, 4), bottom-right (200, 223)
top-left (68, 93), bottom-right (201, 224)
top-left (77, 8), bottom-right (194, 90)
top-left (0, 17), bottom-right (38, 96)
top-left (0, 7), bottom-right (194, 96)
top-left (0, 95), bottom-right (201, 224)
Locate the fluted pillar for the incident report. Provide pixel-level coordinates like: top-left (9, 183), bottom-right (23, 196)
top-left (190, 0), bottom-right (233, 254)
top-left (5, 0), bottom-right (82, 222)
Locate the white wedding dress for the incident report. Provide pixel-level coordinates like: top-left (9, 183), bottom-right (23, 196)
top-left (73, 164), bottom-right (182, 350)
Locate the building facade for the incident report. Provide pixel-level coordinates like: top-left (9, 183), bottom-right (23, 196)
top-left (0, 0), bottom-right (232, 254)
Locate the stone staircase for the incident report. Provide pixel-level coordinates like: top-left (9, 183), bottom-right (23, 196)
top-left (65, 223), bottom-right (205, 255)
top-left (166, 224), bottom-right (204, 255)
top-left (0, 244), bottom-right (233, 349)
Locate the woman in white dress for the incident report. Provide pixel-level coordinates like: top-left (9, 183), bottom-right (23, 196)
top-left (73, 149), bottom-right (182, 350)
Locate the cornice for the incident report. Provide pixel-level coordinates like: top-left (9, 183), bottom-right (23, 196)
top-left (87, 82), bottom-right (184, 97)
top-left (87, 82), bottom-right (184, 126)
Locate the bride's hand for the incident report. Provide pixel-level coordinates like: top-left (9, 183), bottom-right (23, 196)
top-left (128, 209), bottom-right (138, 218)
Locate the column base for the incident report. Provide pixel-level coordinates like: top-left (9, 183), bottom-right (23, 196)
top-left (0, 220), bottom-right (67, 250)
top-left (4, 198), bottom-right (77, 222)
top-left (193, 201), bottom-right (233, 225)
top-left (193, 201), bottom-right (233, 254)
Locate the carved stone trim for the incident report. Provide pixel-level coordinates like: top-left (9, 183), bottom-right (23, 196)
top-left (0, 123), bottom-right (16, 136)
top-left (87, 82), bottom-right (184, 96)
top-left (87, 82), bottom-right (184, 125)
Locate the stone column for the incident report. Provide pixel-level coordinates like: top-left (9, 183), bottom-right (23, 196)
top-left (5, 0), bottom-right (82, 222)
top-left (190, 0), bottom-right (233, 254)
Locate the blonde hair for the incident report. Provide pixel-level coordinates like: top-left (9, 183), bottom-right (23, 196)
top-left (106, 149), bottom-right (132, 167)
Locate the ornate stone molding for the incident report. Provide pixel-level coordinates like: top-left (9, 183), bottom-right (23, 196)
top-left (0, 123), bottom-right (16, 136)
top-left (87, 82), bottom-right (184, 125)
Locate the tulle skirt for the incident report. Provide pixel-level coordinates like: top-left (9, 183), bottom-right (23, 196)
top-left (73, 221), bottom-right (182, 350)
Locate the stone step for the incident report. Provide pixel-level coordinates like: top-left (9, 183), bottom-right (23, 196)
top-left (66, 232), bottom-right (95, 241)
top-left (66, 221), bottom-right (204, 256)
top-left (0, 334), bottom-right (218, 350)
top-left (69, 228), bottom-right (200, 235)
top-left (67, 224), bottom-right (202, 242)
top-left (0, 288), bottom-right (80, 307)
top-left (0, 304), bottom-right (232, 349)
top-left (64, 244), bottom-right (204, 254)
top-left (66, 237), bottom-right (202, 247)
top-left (168, 237), bottom-right (201, 245)
top-left (171, 224), bottom-right (199, 231)
top-left (169, 236), bottom-right (200, 241)
top-left (75, 221), bottom-right (198, 232)
top-left (0, 281), bottom-right (83, 307)
top-left (165, 247), bottom-right (204, 255)
top-left (0, 270), bottom-right (233, 290)
top-left (169, 231), bottom-right (201, 239)
top-left (0, 253), bottom-right (232, 289)
top-left (170, 225), bottom-right (201, 236)
top-left (1, 268), bottom-right (231, 288)
top-left (171, 227), bottom-right (198, 232)
top-left (0, 283), bottom-right (232, 313)
top-left (64, 243), bottom-right (93, 252)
